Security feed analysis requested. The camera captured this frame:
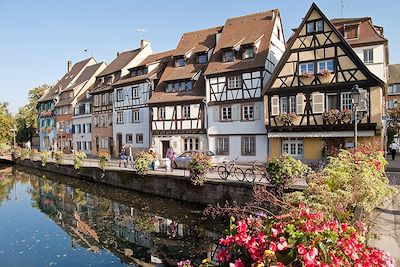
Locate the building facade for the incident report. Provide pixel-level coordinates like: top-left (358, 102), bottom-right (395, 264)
top-left (112, 51), bottom-right (173, 155)
top-left (204, 9), bottom-right (285, 162)
top-left (148, 27), bottom-right (222, 158)
top-left (386, 64), bottom-right (400, 111)
top-left (71, 93), bottom-right (94, 155)
top-left (263, 3), bottom-right (385, 162)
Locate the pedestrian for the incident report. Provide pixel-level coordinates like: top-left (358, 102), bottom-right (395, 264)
top-left (119, 145), bottom-right (127, 168)
top-left (166, 146), bottom-right (175, 172)
top-left (26, 140), bottom-right (31, 151)
top-left (50, 145), bottom-right (55, 159)
top-left (127, 144), bottom-right (133, 167)
top-left (390, 141), bottom-right (399, 160)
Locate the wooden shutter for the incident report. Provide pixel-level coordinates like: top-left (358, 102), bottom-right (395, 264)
top-left (213, 106), bottom-right (219, 121)
top-left (312, 93), bottom-right (325, 114)
top-left (232, 104), bottom-right (240, 121)
top-left (254, 102), bottom-right (261, 120)
top-left (296, 94), bottom-right (306, 115)
top-left (271, 95), bottom-right (279, 116)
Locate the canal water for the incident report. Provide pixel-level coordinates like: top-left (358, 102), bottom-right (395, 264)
top-left (0, 164), bottom-right (222, 266)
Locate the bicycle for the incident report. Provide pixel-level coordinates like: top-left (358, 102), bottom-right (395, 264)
top-left (217, 158), bottom-right (245, 181)
top-left (244, 160), bottom-right (267, 183)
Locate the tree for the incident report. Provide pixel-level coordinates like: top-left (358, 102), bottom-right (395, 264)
top-left (0, 102), bottom-right (15, 144)
top-left (15, 84), bottom-right (49, 143)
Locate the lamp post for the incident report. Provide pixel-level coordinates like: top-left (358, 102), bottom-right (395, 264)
top-left (351, 85), bottom-right (361, 149)
top-left (10, 125), bottom-right (17, 149)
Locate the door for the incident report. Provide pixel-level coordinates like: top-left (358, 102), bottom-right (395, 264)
top-left (161, 141), bottom-right (170, 159)
top-left (109, 137), bottom-right (114, 156)
top-left (117, 133), bottom-right (123, 154)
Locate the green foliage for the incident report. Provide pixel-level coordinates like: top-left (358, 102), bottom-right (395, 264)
top-left (0, 143), bottom-right (11, 155)
top-left (187, 153), bottom-right (213, 186)
top-left (21, 148), bottom-right (30, 159)
top-left (98, 152), bottom-right (110, 171)
top-left (55, 151), bottom-right (64, 166)
top-left (73, 151), bottom-right (87, 170)
top-left (134, 152), bottom-right (154, 176)
top-left (266, 155), bottom-right (310, 187)
top-left (40, 150), bottom-right (50, 167)
top-left (29, 149), bottom-right (38, 161)
top-left (0, 102), bottom-right (15, 144)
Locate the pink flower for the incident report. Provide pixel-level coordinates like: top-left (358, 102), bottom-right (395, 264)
top-left (269, 241), bottom-right (277, 252)
top-left (297, 244), bottom-right (307, 255)
top-left (233, 259), bottom-right (245, 267)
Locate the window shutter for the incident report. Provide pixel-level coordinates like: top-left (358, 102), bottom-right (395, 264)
top-left (139, 109), bottom-right (143, 122)
top-left (312, 93), bottom-right (325, 114)
top-left (213, 106), bottom-right (219, 121)
top-left (232, 104), bottom-right (240, 121)
top-left (271, 95), bottom-right (279, 116)
top-left (254, 102), bottom-right (261, 120)
top-left (72, 125), bottom-right (75, 134)
top-left (296, 94), bottom-right (306, 115)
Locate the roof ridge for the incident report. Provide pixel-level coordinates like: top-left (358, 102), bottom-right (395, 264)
top-left (226, 8), bottom-right (277, 21)
top-left (181, 26), bottom-right (223, 36)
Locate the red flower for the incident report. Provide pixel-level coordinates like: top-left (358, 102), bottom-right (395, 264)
top-left (297, 244), bottom-right (307, 255)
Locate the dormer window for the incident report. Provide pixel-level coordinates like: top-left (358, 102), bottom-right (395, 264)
top-left (166, 80), bottom-right (193, 93)
top-left (106, 76), bottom-right (113, 85)
top-left (175, 57), bottom-right (186, 67)
top-left (131, 67), bottom-right (148, 77)
top-left (198, 53), bottom-right (208, 64)
top-left (344, 24), bottom-right (359, 39)
top-left (307, 20), bottom-right (324, 34)
top-left (242, 47), bottom-right (255, 59)
top-left (222, 50), bottom-right (234, 62)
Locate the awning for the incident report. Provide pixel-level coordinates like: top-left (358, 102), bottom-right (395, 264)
top-left (268, 131), bottom-right (375, 138)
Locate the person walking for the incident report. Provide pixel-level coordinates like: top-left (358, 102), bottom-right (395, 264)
top-left (127, 144), bottom-right (133, 167)
top-left (119, 145), bottom-right (127, 168)
top-left (166, 146), bottom-right (176, 172)
top-left (50, 145), bottom-right (55, 159)
top-left (390, 141), bottom-right (399, 160)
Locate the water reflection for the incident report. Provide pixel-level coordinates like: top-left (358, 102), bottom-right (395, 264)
top-left (0, 165), bottom-right (221, 266)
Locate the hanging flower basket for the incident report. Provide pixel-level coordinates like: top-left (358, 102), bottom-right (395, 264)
top-left (341, 108), bottom-right (352, 123)
top-left (46, 126), bottom-right (53, 133)
top-left (323, 109), bottom-right (341, 124)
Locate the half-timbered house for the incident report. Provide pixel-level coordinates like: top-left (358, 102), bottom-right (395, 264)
top-left (204, 10), bottom-right (285, 161)
top-left (148, 27), bottom-right (222, 158)
top-left (112, 50), bottom-right (173, 155)
top-left (263, 3), bottom-right (385, 161)
top-left (90, 40), bottom-right (152, 156)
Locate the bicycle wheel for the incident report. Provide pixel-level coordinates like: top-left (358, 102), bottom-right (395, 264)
top-left (218, 166), bottom-right (229, 180)
top-left (244, 169), bottom-right (256, 183)
top-left (233, 168), bottom-right (245, 181)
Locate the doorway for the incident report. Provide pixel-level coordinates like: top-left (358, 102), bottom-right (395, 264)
top-left (161, 141), bottom-right (170, 158)
top-left (117, 133), bottom-right (123, 154)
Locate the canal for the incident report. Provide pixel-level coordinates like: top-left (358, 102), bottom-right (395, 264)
top-left (0, 164), bottom-right (223, 266)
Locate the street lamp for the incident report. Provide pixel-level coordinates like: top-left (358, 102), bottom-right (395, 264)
top-left (10, 125), bottom-right (17, 149)
top-left (351, 85), bottom-right (361, 148)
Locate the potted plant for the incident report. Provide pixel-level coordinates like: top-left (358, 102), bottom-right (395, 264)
top-left (341, 108), bottom-right (352, 123)
top-left (322, 109), bottom-right (341, 124)
top-left (276, 112), bottom-right (297, 125)
top-left (187, 152), bottom-right (213, 186)
top-left (98, 152), bottom-right (110, 171)
top-left (40, 150), bottom-right (51, 167)
top-left (55, 151), bottom-right (64, 166)
top-left (73, 151), bottom-right (87, 170)
top-left (134, 151), bottom-right (155, 176)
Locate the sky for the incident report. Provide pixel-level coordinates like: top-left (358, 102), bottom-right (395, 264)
top-left (0, 0), bottom-right (398, 114)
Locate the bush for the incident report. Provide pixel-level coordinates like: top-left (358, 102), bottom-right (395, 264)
top-left (40, 150), bottom-right (51, 167)
top-left (98, 152), bottom-right (110, 171)
top-left (134, 151), bottom-right (154, 176)
top-left (29, 149), bottom-right (38, 161)
top-left (21, 148), bottom-right (29, 160)
top-left (0, 143), bottom-right (11, 155)
top-left (73, 151), bottom-right (87, 170)
top-left (55, 151), bottom-right (64, 166)
top-left (187, 153), bottom-right (213, 186)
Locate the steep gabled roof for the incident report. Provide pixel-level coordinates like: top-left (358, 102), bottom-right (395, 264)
top-left (262, 3), bottom-right (384, 95)
top-left (97, 48), bottom-right (142, 77)
top-left (204, 9), bottom-right (278, 76)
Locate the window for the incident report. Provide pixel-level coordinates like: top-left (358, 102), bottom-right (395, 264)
top-left (307, 20), bottom-right (323, 34)
top-left (227, 76), bottom-right (241, 89)
top-left (182, 106), bottom-right (191, 119)
top-left (158, 107), bottom-right (165, 120)
top-left (131, 85), bottom-right (139, 98)
top-left (344, 25), bottom-right (359, 39)
top-left (167, 80), bottom-right (193, 93)
top-left (289, 96), bottom-right (296, 113)
top-left (175, 57), bottom-right (186, 67)
top-left (241, 136), bottom-right (256, 156)
top-left (363, 49), bottom-right (374, 64)
top-left (116, 112), bottom-right (124, 124)
top-left (243, 47), bottom-right (254, 59)
top-left (299, 62), bottom-right (314, 75)
top-left (77, 142), bottom-right (81, 151)
top-left (242, 105), bottom-right (254, 120)
top-left (326, 94), bottom-right (338, 110)
top-left (184, 138), bottom-right (199, 151)
top-left (318, 60), bottom-right (334, 73)
top-left (221, 106), bottom-right (232, 121)
top-left (198, 53), bottom-right (208, 64)
top-left (131, 67), bottom-right (148, 77)
top-left (341, 92), bottom-right (352, 110)
top-left (106, 76), bottom-right (113, 85)
top-left (126, 134), bottom-right (133, 143)
top-left (216, 137), bottom-right (229, 155)
top-left (387, 100), bottom-right (397, 109)
top-left (117, 89), bottom-right (123, 101)
top-left (83, 142), bottom-right (87, 151)
top-left (280, 97), bottom-right (288, 114)
top-left (102, 94), bottom-right (108, 105)
top-left (136, 134), bottom-right (144, 144)
top-left (167, 83), bottom-right (173, 93)
top-left (282, 138), bottom-right (303, 158)
top-left (222, 50), bottom-right (234, 62)
top-left (186, 81), bottom-right (193, 91)
top-left (87, 123), bottom-right (91, 133)
top-left (388, 84), bottom-right (400, 95)
top-left (132, 109), bottom-right (140, 122)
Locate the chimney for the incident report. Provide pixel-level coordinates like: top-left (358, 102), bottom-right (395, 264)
top-left (67, 60), bottom-right (72, 73)
top-left (140, 39), bottom-right (150, 49)
top-left (117, 52), bottom-right (120, 57)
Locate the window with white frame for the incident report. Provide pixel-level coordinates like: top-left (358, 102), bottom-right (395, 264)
top-left (227, 76), bottom-right (241, 89)
top-left (116, 112), bottom-right (124, 124)
top-left (282, 138), bottom-right (303, 158)
top-left (221, 106), bottom-right (232, 121)
top-left (363, 49), bottom-right (374, 64)
top-left (182, 106), bottom-right (191, 119)
top-left (318, 60), bottom-right (334, 73)
top-left (307, 20), bottom-right (323, 34)
top-left (136, 134), bottom-right (144, 144)
top-left (388, 84), bottom-right (400, 95)
top-left (184, 138), bottom-right (199, 151)
top-left (158, 107), bottom-right (165, 120)
top-left (222, 50), bottom-right (234, 62)
top-left (132, 109), bottom-right (140, 122)
top-left (280, 97), bottom-right (288, 113)
top-left (117, 89), bottom-right (123, 101)
top-left (289, 96), bottom-right (296, 113)
top-left (241, 136), bottom-right (256, 156)
top-left (326, 94), bottom-right (338, 110)
top-left (102, 93), bottom-right (108, 105)
top-left (299, 62), bottom-right (314, 75)
top-left (341, 92), bottom-right (352, 110)
top-left (242, 105), bottom-right (254, 120)
top-left (126, 134), bottom-right (133, 143)
top-left (242, 47), bottom-right (254, 59)
top-left (132, 85), bottom-right (139, 98)
top-left (216, 137), bottom-right (229, 155)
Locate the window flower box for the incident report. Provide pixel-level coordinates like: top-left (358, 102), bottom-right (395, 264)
top-left (300, 71), bottom-right (314, 78)
top-left (317, 68), bottom-right (332, 77)
top-left (276, 112), bottom-right (297, 125)
top-left (323, 109), bottom-right (341, 124)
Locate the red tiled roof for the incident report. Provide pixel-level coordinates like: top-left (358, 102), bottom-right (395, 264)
top-left (97, 48), bottom-right (142, 77)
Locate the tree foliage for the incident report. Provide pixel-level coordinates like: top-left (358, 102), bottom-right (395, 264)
top-left (0, 102), bottom-right (15, 144)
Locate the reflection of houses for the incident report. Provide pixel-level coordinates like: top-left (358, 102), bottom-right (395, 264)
top-left (263, 3), bottom-right (385, 161)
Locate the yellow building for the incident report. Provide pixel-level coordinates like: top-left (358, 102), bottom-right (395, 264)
top-left (263, 3), bottom-right (385, 161)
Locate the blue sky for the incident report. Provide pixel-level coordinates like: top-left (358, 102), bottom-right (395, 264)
top-left (0, 0), bottom-right (398, 113)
